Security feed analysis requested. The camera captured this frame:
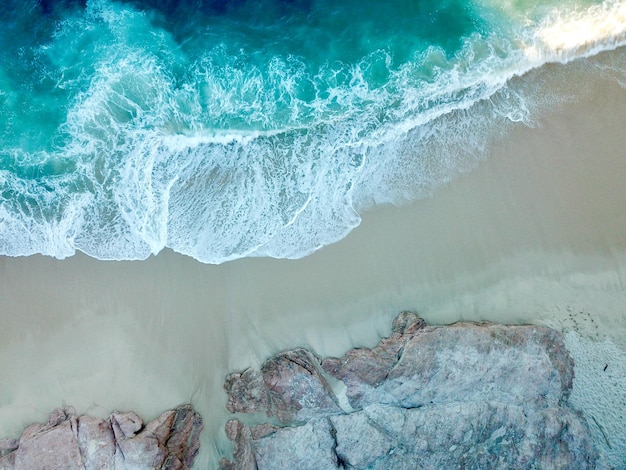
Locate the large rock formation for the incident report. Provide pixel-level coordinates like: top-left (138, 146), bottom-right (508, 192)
top-left (220, 312), bottom-right (597, 469)
top-left (0, 404), bottom-right (203, 470)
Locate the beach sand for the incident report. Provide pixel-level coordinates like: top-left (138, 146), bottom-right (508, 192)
top-left (1, 49), bottom-right (625, 467)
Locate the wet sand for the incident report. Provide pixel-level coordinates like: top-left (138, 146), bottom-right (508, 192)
top-left (1, 50), bottom-right (625, 467)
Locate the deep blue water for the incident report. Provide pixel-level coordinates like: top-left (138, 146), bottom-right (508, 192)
top-left (0, 0), bottom-right (624, 262)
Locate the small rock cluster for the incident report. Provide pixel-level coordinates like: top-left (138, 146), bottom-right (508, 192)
top-left (0, 404), bottom-right (202, 469)
top-left (220, 312), bottom-right (597, 469)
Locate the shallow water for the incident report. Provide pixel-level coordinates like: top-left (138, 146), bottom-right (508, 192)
top-left (1, 1), bottom-right (626, 467)
top-left (1, 0), bottom-right (625, 262)
top-left (1, 48), bottom-right (625, 467)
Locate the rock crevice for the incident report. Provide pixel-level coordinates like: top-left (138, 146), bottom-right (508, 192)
top-left (220, 312), bottom-right (596, 469)
top-left (0, 405), bottom-right (202, 470)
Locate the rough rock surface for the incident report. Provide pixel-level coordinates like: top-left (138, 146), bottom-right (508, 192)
top-left (225, 348), bottom-right (342, 424)
top-left (220, 312), bottom-right (596, 469)
top-left (0, 405), bottom-right (202, 470)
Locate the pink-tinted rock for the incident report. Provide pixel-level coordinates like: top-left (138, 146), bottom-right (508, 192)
top-left (116, 434), bottom-right (166, 468)
top-left (142, 410), bottom-right (176, 446)
top-left (225, 348), bottom-right (344, 425)
top-left (390, 311), bottom-right (427, 336)
top-left (220, 420), bottom-right (256, 470)
top-left (77, 416), bottom-right (115, 470)
top-left (261, 348), bottom-right (343, 423)
top-left (321, 311), bottom-right (428, 406)
top-left (218, 458), bottom-right (238, 470)
top-left (224, 368), bottom-right (270, 415)
top-left (14, 411), bottom-right (82, 470)
top-left (1, 405), bottom-right (202, 470)
top-left (48, 408), bottom-right (75, 427)
top-left (164, 404), bottom-right (203, 469)
top-left (222, 312), bottom-right (596, 469)
top-left (111, 411), bottom-right (143, 439)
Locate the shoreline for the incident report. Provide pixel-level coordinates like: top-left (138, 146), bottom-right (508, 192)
top-left (1, 49), bottom-right (625, 467)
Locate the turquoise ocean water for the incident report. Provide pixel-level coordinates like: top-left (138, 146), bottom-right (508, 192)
top-left (1, 0), bottom-right (625, 263)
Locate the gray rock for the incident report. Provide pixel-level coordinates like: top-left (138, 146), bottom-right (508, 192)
top-left (0, 449), bottom-right (16, 470)
top-left (330, 409), bottom-right (393, 468)
top-left (253, 418), bottom-right (338, 470)
top-left (326, 321), bottom-right (573, 410)
top-left (0, 439), bottom-right (18, 458)
top-left (330, 403), bottom-right (595, 469)
top-left (222, 312), bottom-right (596, 469)
top-left (219, 417), bottom-right (340, 470)
top-left (0, 405), bottom-right (203, 470)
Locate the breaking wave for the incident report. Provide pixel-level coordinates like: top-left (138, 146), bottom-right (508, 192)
top-left (1, 0), bottom-right (625, 262)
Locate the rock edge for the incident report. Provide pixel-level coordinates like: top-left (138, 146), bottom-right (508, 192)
top-left (221, 312), bottom-right (596, 469)
top-left (0, 404), bottom-right (203, 470)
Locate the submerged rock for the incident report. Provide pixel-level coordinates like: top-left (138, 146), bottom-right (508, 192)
top-left (0, 405), bottom-right (202, 470)
top-left (221, 312), bottom-right (596, 469)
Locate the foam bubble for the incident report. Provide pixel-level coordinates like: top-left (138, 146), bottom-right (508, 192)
top-left (565, 332), bottom-right (626, 468)
top-left (1, 0), bottom-right (625, 263)
top-left (533, 0), bottom-right (626, 58)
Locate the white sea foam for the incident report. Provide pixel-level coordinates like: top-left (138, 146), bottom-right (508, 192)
top-left (531, 0), bottom-right (626, 59)
top-left (1, 0), bottom-right (625, 263)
